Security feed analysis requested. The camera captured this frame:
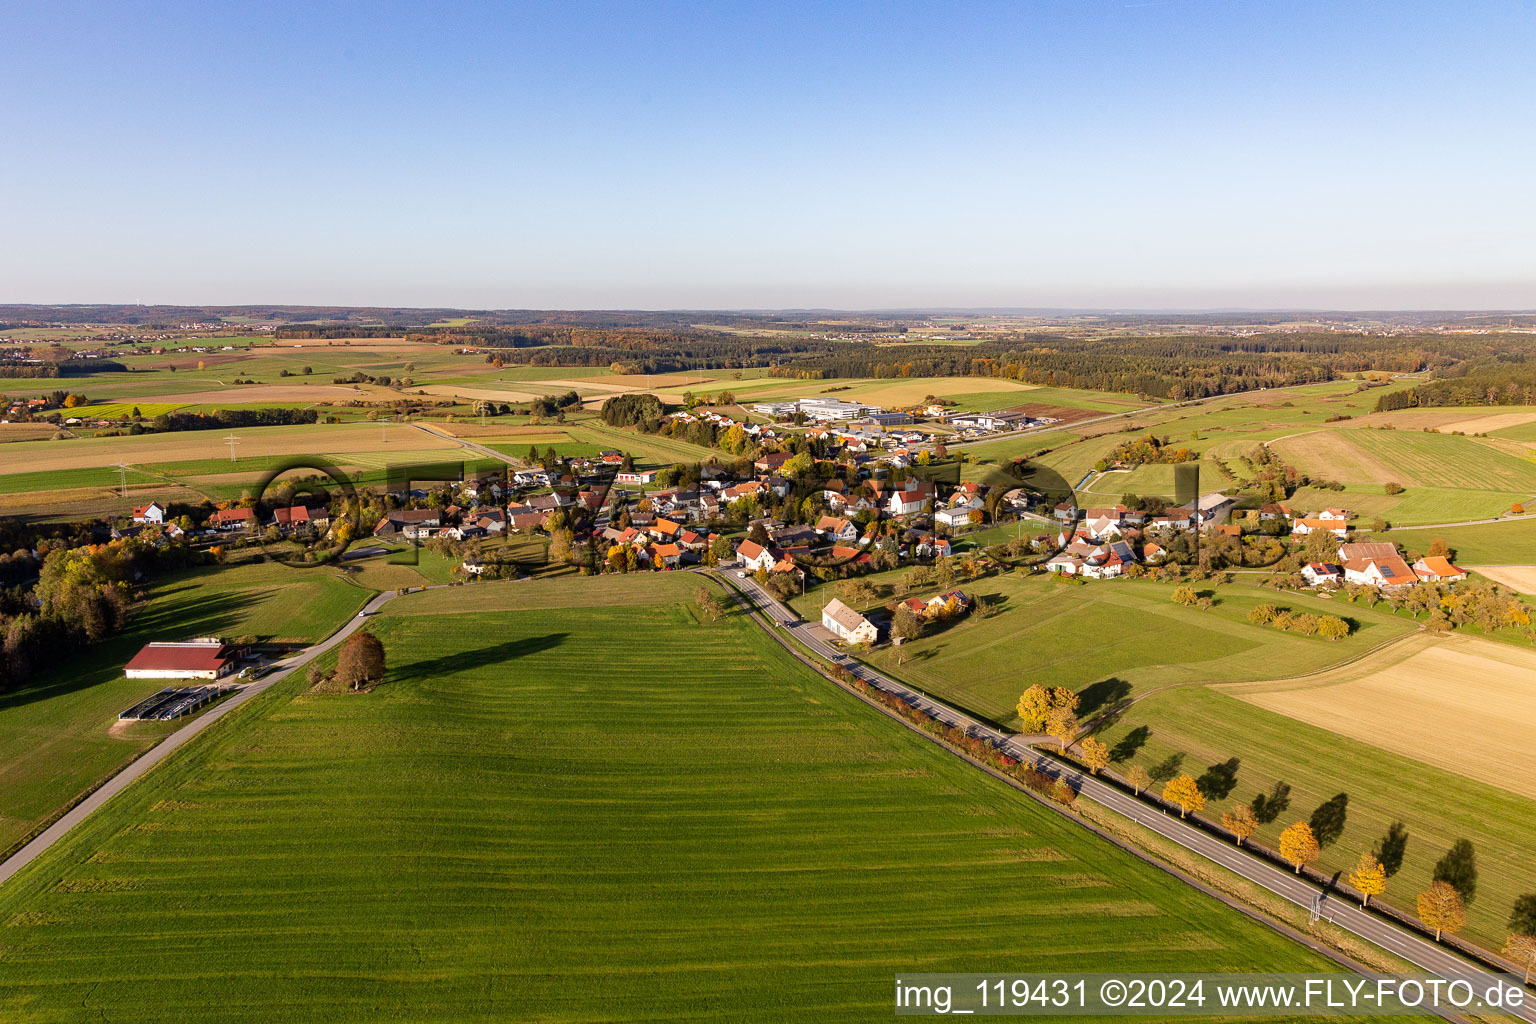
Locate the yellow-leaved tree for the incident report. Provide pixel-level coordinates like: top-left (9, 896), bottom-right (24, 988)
top-left (1079, 737), bottom-right (1109, 775)
top-left (1045, 707), bottom-right (1078, 754)
top-left (1126, 764), bottom-right (1151, 795)
top-left (1503, 933), bottom-right (1536, 984)
top-left (1417, 881), bottom-right (1466, 941)
top-left (1349, 851), bottom-right (1387, 907)
top-left (1221, 804), bottom-right (1259, 847)
top-left (1279, 822), bottom-right (1320, 874)
top-left (1162, 774), bottom-right (1205, 818)
top-left (1016, 685), bottom-right (1052, 732)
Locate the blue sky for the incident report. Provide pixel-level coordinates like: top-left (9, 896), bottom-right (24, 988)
top-left (3, 1), bottom-right (1534, 309)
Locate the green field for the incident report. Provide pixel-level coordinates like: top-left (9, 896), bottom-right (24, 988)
top-left (0, 560), bottom-right (368, 857)
top-left (0, 576), bottom-right (1350, 1020)
top-left (854, 575), bottom-right (1417, 730)
top-left (1387, 519), bottom-right (1536, 564)
top-left (1092, 686), bottom-right (1536, 949)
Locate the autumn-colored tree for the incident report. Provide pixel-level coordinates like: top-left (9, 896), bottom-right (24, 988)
top-left (1080, 737), bottom-right (1109, 775)
top-left (1279, 822), bottom-right (1321, 874)
top-left (1417, 881), bottom-right (1466, 941)
top-left (1221, 804), bottom-right (1259, 846)
top-left (1162, 774), bottom-right (1205, 818)
top-left (1503, 933), bottom-right (1536, 984)
top-left (1016, 685), bottom-right (1052, 731)
top-left (1126, 764), bottom-right (1151, 795)
top-left (1049, 686), bottom-right (1081, 713)
top-left (1045, 706), bottom-right (1078, 753)
top-left (1318, 616), bottom-right (1350, 641)
top-left (1172, 585), bottom-right (1198, 606)
top-left (1427, 537), bottom-right (1450, 557)
top-left (1050, 779), bottom-right (1076, 808)
top-left (336, 629), bottom-right (386, 691)
top-left (1349, 851), bottom-right (1387, 907)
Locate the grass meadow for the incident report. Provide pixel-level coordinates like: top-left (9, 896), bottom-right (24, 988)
top-left (1092, 684), bottom-right (1536, 950)
top-left (0, 576), bottom-right (1349, 1021)
top-left (860, 575), bottom-right (1417, 729)
top-left (0, 561), bottom-right (368, 857)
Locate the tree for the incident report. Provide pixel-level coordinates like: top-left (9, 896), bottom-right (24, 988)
top-left (694, 586), bottom-right (723, 622)
top-left (1510, 893), bottom-right (1536, 938)
top-left (1317, 615), bottom-right (1350, 641)
top-left (1279, 821), bottom-right (1320, 873)
top-left (336, 630), bottom-right (385, 691)
top-left (1080, 737), bottom-right (1109, 775)
top-left (1427, 537), bottom-right (1450, 558)
top-left (1504, 933), bottom-right (1536, 984)
top-left (1433, 838), bottom-right (1477, 905)
top-left (1045, 706), bottom-right (1078, 753)
top-left (1126, 764), bottom-right (1151, 795)
top-left (1171, 584), bottom-right (1198, 606)
top-left (1417, 881), bottom-right (1466, 941)
top-left (1221, 804), bottom-right (1259, 846)
top-left (1162, 774), bottom-right (1205, 818)
top-left (1016, 685), bottom-right (1052, 732)
top-left (892, 604), bottom-right (922, 645)
top-left (1349, 851), bottom-right (1387, 907)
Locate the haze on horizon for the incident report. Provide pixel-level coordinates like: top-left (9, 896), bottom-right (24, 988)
top-left (3, 1), bottom-right (1534, 311)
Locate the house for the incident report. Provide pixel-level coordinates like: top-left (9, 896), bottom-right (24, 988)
top-left (815, 516), bottom-right (859, 543)
top-left (1081, 513), bottom-right (1123, 542)
top-left (1053, 502), bottom-right (1079, 522)
top-left (1148, 511), bottom-right (1198, 532)
top-left (912, 533), bottom-right (952, 558)
top-left (721, 480), bottom-right (765, 503)
top-left (1317, 508), bottom-right (1353, 521)
top-left (209, 507), bottom-right (257, 532)
top-left (124, 639), bottom-right (245, 680)
top-left (1259, 503), bottom-right (1294, 521)
top-left (754, 452), bottom-right (794, 474)
top-left (650, 543), bottom-right (682, 568)
top-left (926, 590), bottom-right (972, 615)
top-left (934, 506), bottom-right (979, 530)
top-left (373, 508), bottom-right (441, 539)
top-left (1343, 555), bottom-right (1416, 589)
top-left (615, 469), bottom-right (657, 485)
top-left (647, 518), bottom-right (683, 542)
top-left (821, 598), bottom-right (879, 645)
top-left (272, 505), bottom-right (329, 533)
top-left (1302, 562), bottom-right (1343, 586)
top-left (736, 540), bottom-right (779, 572)
top-left (508, 511), bottom-right (550, 533)
top-left (1142, 541), bottom-right (1165, 562)
top-left (131, 502), bottom-right (167, 524)
top-left (1291, 517), bottom-right (1348, 539)
top-left (1413, 556), bottom-right (1467, 583)
top-left (1210, 523), bottom-right (1242, 538)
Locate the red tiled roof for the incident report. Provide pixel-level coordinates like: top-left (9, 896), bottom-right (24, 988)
top-left (125, 643), bottom-right (235, 673)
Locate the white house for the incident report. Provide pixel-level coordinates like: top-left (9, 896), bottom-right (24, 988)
top-left (1291, 517), bottom-right (1348, 539)
top-left (736, 540), bottom-right (779, 572)
top-left (132, 502), bottom-right (167, 524)
top-left (1302, 562), bottom-right (1342, 586)
top-left (821, 598), bottom-right (879, 645)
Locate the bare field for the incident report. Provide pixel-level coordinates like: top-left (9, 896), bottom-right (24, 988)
top-left (0, 423), bottom-right (465, 473)
top-left (115, 384), bottom-right (377, 405)
top-left (1270, 430), bottom-right (1402, 485)
top-left (1466, 565), bottom-right (1536, 593)
top-left (0, 423), bottom-right (59, 443)
top-left (1349, 408), bottom-right (1536, 434)
top-left (1226, 632), bottom-right (1536, 800)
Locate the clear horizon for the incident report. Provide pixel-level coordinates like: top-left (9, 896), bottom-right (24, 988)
top-left (4, 1), bottom-right (1535, 309)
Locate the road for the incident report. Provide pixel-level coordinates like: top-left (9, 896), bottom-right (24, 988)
top-left (727, 572), bottom-right (1533, 1015)
top-left (0, 587), bottom-right (405, 888)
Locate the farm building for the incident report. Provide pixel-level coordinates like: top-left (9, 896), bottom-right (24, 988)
top-left (124, 639), bottom-right (247, 680)
top-left (821, 598), bottom-right (879, 645)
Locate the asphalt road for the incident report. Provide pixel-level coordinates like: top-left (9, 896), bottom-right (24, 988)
top-left (0, 587), bottom-right (403, 888)
top-left (728, 573), bottom-right (1533, 1016)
